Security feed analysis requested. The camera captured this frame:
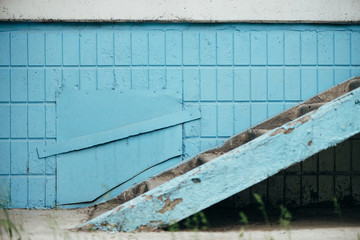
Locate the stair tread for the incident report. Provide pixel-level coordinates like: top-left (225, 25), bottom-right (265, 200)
top-left (349, 78), bottom-right (360, 91)
top-left (297, 102), bottom-right (326, 116)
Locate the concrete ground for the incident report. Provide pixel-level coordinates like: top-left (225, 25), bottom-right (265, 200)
top-left (1, 207), bottom-right (360, 240)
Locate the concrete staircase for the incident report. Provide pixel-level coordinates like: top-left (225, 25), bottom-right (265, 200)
top-left (79, 76), bottom-right (360, 232)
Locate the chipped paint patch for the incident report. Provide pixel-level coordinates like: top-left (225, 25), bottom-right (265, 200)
top-left (115, 206), bottom-right (124, 212)
top-left (144, 195), bottom-right (153, 200)
top-left (137, 221), bottom-right (163, 231)
top-left (284, 128), bottom-right (294, 135)
top-left (270, 127), bottom-right (294, 136)
top-left (157, 198), bottom-right (183, 214)
top-left (298, 114), bottom-right (313, 124)
top-left (270, 111), bottom-right (316, 137)
top-left (287, 113), bottom-right (313, 128)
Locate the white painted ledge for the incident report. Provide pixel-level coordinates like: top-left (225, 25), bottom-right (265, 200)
top-left (0, 0), bottom-right (360, 23)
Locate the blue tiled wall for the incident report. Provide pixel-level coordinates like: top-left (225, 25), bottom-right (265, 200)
top-left (0, 23), bottom-right (359, 208)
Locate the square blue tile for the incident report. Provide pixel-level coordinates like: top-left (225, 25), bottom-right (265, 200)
top-left (183, 31), bottom-right (199, 65)
top-left (149, 31), bottom-right (165, 65)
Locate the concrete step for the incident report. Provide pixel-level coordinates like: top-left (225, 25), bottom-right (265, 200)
top-left (297, 103), bottom-right (325, 117)
top-left (249, 128), bottom-right (271, 140)
top-left (349, 78), bottom-right (360, 91)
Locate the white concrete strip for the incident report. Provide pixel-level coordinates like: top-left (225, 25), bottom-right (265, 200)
top-left (0, 0), bottom-right (359, 22)
top-left (5, 209), bottom-right (360, 240)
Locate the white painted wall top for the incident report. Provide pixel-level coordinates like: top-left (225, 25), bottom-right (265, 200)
top-left (1, 0), bottom-right (360, 23)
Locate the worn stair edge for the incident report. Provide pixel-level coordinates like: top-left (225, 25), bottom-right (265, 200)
top-left (297, 103), bottom-right (326, 116)
top-left (83, 76), bottom-right (360, 216)
top-left (79, 84), bottom-right (360, 232)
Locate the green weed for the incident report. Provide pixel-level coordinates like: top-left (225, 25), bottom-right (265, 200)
top-left (184, 211), bottom-right (209, 231)
top-left (0, 182), bottom-right (23, 240)
top-left (0, 207), bottom-right (22, 240)
top-left (238, 211), bottom-right (248, 239)
top-left (253, 193), bottom-right (269, 226)
top-left (279, 205), bottom-right (292, 240)
top-left (167, 211), bottom-right (209, 232)
top-left (0, 200), bottom-right (23, 240)
top-left (333, 197), bottom-right (343, 223)
top-left (167, 221), bottom-right (180, 232)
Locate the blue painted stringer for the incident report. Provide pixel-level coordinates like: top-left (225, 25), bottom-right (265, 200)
top-left (79, 78), bottom-right (360, 232)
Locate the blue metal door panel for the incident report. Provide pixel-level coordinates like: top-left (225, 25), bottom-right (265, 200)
top-left (55, 90), bottom-right (186, 204)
